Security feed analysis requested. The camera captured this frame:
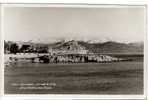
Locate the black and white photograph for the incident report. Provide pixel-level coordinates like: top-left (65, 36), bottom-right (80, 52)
top-left (2, 4), bottom-right (146, 94)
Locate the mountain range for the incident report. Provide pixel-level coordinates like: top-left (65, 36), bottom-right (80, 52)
top-left (5, 40), bottom-right (144, 54)
top-left (49, 40), bottom-right (143, 54)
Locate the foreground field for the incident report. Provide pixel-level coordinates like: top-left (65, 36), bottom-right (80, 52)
top-left (4, 60), bottom-right (143, 94)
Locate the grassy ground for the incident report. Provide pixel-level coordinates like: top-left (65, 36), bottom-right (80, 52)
top-left (4, 60), bottom-right (143, 94)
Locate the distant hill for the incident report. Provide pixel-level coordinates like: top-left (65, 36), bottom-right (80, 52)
top-left (78, 41), bottom-right (144, 54)
top-left (51, 40), bottom-right (143, 54)
top-left (52, 40), bottom-right (86, 51)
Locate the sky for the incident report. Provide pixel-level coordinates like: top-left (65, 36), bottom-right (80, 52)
top-left (3, 6), bottom-right (145, 43)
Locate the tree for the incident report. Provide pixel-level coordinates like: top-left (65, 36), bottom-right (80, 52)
top-left (10, 43), bottom-right (19, 54)
top-left (20, 45), bottom-right (30, 53)
top-left (37, 47), bottom-right (48, 53)
top-left (4, 41), bottom-right (10, 53)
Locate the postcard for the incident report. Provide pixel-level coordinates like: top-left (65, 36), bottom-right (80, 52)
top-left (0, 4), bottom-right (146, 96)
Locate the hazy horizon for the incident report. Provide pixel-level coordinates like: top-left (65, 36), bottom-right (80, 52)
top-left (3, 6), bottom-right (145, 43)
